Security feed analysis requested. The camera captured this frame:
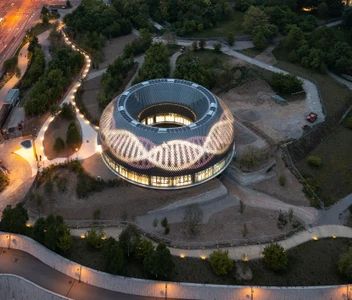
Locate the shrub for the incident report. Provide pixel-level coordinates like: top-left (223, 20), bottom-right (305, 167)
top-left (270, 73), bottom-right (303, 95)
top-left (278, 175), bottom-right (286, 186)
top-left (306, 156), bottom-right (322, 167)
top-left (209, 249), bottom-right (233, 275)
top-left (277, 212), bottom-right (288, 229)
top-left (346, 116), bottom-right (352, 129)
top-left (262, 243), bottom-right (288, 271)
top-left (85, 226), bottom-right (105, 249)
top-left (53, 137), bottom-right (65, 152)
top-left (338, 247), bottom-right (352, 280)
top-left (60, 103), bottom-right (76, 120)
top-left (228, 33), bottom-right (235, 46)
top-left (183, 204), bottom-right (203, 235)
top-left (0, 172), bottom-right (9, 192)
top-left (66, 121), bottom-right (82, 150)
top-left (213, 42), bottom-right (222, 53)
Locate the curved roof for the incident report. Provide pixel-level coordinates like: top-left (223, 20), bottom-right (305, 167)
top-left (100, 79), bottom-right (235, 176)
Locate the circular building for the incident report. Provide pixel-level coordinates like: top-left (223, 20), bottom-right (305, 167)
top-left (100, 79), bottom-right (235, 189)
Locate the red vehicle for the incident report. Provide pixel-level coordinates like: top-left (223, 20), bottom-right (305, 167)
top-left (306, 112), bottom-right (317, 123)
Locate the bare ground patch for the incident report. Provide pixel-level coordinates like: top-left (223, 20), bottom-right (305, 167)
top-left (219, 62), bottom-right (308, 143)
top-left (155, 205), bottom-right (300, 244)
top-left (43, 115), bottom-right (80, 160)
top-left (249, 150), bottom-right (309, 206)
top-left (98, 34), bottom-right (138, 69)
top-left (27, 168), bottom-right (222, 221)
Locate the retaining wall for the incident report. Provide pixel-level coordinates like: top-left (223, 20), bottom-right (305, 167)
top-left (0, 274), bottom-right (71, 300)
top-left (0, 232), bottom-right (350, 300)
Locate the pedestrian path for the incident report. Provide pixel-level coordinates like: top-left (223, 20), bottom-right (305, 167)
top-left (319, 193), bottom-right (352, 225)
top-left (0, 43), bottom-right (30, 107)
top-left (70, 224), bottom-right (352, 261)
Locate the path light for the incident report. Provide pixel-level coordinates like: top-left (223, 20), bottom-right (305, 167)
top-left (332, 235), bottom-right (336, 239)
top-left (200, 255), bottom-right (206, 260)
top-left (312, 236), bottom-right (318, 241)
top-left (180, 254), bottom-right (185, 258)
top-left (80, 235), bottom-right (85, 239)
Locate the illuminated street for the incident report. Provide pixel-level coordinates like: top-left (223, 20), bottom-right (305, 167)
top-left (0, 0), bottom-right (41, 73)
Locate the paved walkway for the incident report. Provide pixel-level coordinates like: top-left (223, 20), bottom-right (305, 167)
top-left (319, 194), bottom-right (352, 225)
top-left (0, 43), bottom-right (30, 107)
top-left (30, 31), bottom-right (98, 167)
top-left (0, 248), bottom-right (168, 300)
top-left (70, 224), bottom-right (352, 261)
top-left (222, 177), bottom-right (318, 225)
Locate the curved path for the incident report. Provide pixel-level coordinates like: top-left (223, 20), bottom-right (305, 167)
top-left (0, 248), bottom-right (169, 300)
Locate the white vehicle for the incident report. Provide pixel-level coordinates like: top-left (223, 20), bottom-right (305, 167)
top-left (0, 18), bottom-right (4, 25)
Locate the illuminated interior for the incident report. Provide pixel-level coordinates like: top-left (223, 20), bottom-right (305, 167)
top-left (99, 79), bottom-right (235, 189)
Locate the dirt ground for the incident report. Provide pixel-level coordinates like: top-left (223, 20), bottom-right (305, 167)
top-left (219, 59), bottom-right (307, 143)
top-left (99, 34), bottom-right (138, 69)
top-left (81, 34), bottom-right (139, 122)
top-left (43, 115), bottom-right (79, 160)
top-left (27, 168), bottom-right (222, 221)
top-left (162, 206), bottom-right (300, 245)
top-left (250, 149), bottom-right (309, 206)
top-left (0, 137), bottom-right (34, 213)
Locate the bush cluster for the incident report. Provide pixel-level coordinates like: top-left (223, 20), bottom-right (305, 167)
top-left (270, 73), bottom-right (303, 95)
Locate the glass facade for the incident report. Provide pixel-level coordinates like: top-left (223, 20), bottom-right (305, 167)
top-left (102, 151), bottom-right (232, 189)
top-left (140, 113), bottom-right (193, 127)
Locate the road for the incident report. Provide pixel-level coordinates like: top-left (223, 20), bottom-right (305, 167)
top-left (0, 0), bottom-right (41, 73)
top-left (0, 247), bottom-right (180, 300)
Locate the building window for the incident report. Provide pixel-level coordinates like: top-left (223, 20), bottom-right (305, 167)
top-left (151, 176), bottom-right (173, 187)
top-left (173, 175), bottom-right (192, 186)
top-left (195, 166), bottom-right (214, 182)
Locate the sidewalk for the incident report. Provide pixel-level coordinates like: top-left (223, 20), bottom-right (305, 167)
top-left (70, 224), bottom-right (352, 261)
top-left (0, 43), bottom-right (30, 107)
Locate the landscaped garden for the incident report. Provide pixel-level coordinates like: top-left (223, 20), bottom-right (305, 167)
top-left (1, 203), bottom-right (352, 286)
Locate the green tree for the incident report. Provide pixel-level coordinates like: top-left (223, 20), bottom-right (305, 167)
top-left (53, 137), bottom-right (65, 152)
top-left (252, 29), bottom-right (266, 50)
top-left (262, 243), bottom-right (288, 271)
top-left (285, 26), bottom-right (305, 50)
top-left (242, 6), bottom-right (268, 34)
top-left (0, 204), bottom-right (28, 234)
top-left (227, 33), bottom-right (235, 46)
top-left (213, 42), bottom-right (222, 53)
top-left (338, 247), bottom-right (352, 279)
top-left (144, 243), bottom-right (174, 278)
top-left (60, 103), bottom-right (76, 120)
top-left (118, 225), bottom-right (141, 257)
top-left (0, 172), bottom-right (9, 192)
top-left (57, 223), bottom-right (72, 253)
top-left (33, 217), bottom-right (46, 244)
top-left (270, 73), bottom-right (303, 95)
top-left (209, 249), bottom-right (233, 275)
top-left (198, 39), bottom-right (206, 50)
top-left (183, 204), bottom-right (203, 235)
top-left (41, 14), bottom-right (49, 26)
top-left (135, 239), bottom-right (154, 262)
top-left (86, 226), bottom-right (105, 249)
top-left (66, 121), bottom-right (82, 150)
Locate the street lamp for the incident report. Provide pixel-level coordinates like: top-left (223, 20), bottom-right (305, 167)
top-left (165, 283), bottom-right (168, 300)
top-left (75, 148), bottom-right (78, 160)
top-left (77, 266), bottom-right (82, 283)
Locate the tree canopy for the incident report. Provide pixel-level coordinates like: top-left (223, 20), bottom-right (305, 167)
top-left (262, 243), bottom-right (288, 271)
top-left (0, 204), bottom-right (28, 234)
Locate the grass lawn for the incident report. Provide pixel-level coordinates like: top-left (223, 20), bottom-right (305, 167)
top-left (30, 23), bottom-right (53, 37)
top-left (329, 25), bottom-right (350, 44)
top-left (65, 237), bottom-right (351, 286)
top-left (177, 49), bottom-right (231, 65)
top-left (247, 238), bottom-right (351, 286)
top-left (273, 44), bottom-right (352, 116)
top-left (295, 124), bottom-right (352, 205)
top-left (272, 43), bottom-right (352, 205)
top-left (186, 9), bottom-right (246, 38)
top-left (238, 47), bottom-right (264, 58)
